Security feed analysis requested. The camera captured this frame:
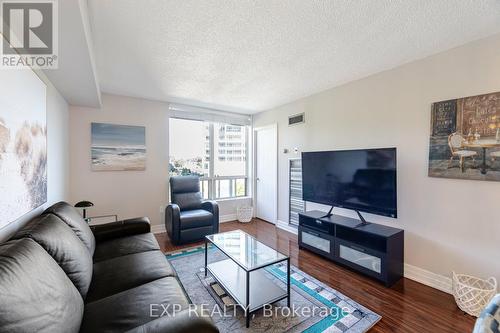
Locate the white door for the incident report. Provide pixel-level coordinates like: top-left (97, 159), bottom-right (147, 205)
top-left (255, 125), bottom-right (277, 224)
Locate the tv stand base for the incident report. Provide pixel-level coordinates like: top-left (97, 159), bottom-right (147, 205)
top-left (320, 205), bottom-right (335, 219)
top-left (354, 210), bottom-right (370, 228)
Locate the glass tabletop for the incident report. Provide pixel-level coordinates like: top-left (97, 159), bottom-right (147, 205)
top-left (206, 230), bottom-right (288, 271)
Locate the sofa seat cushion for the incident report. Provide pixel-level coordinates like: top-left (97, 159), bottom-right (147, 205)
top-left (180, 209), bottom-right (214, 229)
top-left (124, 305), bottom-right (219, 333)
top-left (80, 277), bottom-right (190, 333)
top-left (86, 250), bottom-right (176, 302)
top-left (0, 238), bottom-right (84, 333)
top-left (93, 232), bottom-right (160, 262)
top-left (12, 214), bottom-right (93, 299)
top-left (43, 201), bottom-right (96, 256)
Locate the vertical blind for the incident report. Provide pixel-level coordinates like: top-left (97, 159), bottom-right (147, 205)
top-left (289, 158), bottom-right (305, 225)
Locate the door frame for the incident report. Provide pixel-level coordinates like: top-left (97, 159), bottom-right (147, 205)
top-left (253, 123), bottom-right (278, 224)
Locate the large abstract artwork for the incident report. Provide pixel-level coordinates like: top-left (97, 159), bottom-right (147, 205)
top-left (0, 67), bottom-right (47, 227)
top-left (428, 91), bottom-right (500, 181)
top-left (91, 123), bottom-right (146, 171)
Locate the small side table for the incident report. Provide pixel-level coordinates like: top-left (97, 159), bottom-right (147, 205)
top-left (85, 215), bottom-right (118, 224)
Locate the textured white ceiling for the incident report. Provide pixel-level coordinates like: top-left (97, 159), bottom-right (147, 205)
top-left (89, 0), bottom-right (500, 114)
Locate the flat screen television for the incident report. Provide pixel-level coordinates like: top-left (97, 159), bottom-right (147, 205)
top-left (302, 148), bottom-right (397, 218)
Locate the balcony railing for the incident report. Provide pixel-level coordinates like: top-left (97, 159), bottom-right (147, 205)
top-left (200, 176), bottom-right (247, 200)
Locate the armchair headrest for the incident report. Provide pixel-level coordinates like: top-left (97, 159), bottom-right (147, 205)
top-left (170, 176), bottom-right (200, 194)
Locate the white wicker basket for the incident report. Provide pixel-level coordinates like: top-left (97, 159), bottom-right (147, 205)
top-left (452, 271), bottom-right (497, 317)
top-left (237, 206), bottom-right (253, 223)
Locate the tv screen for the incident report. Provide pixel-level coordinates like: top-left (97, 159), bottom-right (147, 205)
top-left (302, 148), bottom-right (397, 218)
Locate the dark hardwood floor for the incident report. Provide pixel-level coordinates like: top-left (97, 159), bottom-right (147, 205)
top-left (155, 219), bottom-right (475, 333)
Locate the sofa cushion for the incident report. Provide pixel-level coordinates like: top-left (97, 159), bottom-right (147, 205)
top-left (0, 238), bottom-right (84, 333)
top-left (91, 217), bottom-right (151, 242)
top-left (93, 232), bottom-right (161, 262)
top-left (86, 250), bottom-right (176, 302)
top-left (12, 214), bottom-right (93, 298)
top-left (80, 277), bottom-right (190, 333)
top-left (43, 201), bottom-right (96, 255)
top-left (124, 305), bottom-right (219, 333)
top-left (180, 209), bottom-right (214, 229)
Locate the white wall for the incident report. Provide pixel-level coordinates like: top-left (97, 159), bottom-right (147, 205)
top-left (253, 33), bottom-right (500, 286)
top-left (69, 94), bottom-right (251, 230)
top-left (0, 73), bottom-right (70, 242)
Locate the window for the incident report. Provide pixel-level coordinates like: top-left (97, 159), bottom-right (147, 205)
top-left (169, 118), bottom-right (248, 199)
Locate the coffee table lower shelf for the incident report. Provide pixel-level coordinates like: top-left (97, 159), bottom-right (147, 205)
top-left (206, 259), bottom-right (288, 315)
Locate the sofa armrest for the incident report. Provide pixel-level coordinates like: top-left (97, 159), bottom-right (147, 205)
top-left (91, 217), bottom-right (151, 242)
top-left (125, 306), bottom-right (218, 333)
top-left (201, 200), bottom-right (219, 233)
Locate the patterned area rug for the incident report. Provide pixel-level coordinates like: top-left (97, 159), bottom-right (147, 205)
top-left (166, 246), bottom-right (381, 332)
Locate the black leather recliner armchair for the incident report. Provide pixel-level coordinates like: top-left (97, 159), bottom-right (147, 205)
top-left (165, 176), bottom-right (219, 245)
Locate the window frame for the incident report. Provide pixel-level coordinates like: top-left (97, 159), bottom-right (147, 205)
top-left (169, 118), bottom-right (249, 200)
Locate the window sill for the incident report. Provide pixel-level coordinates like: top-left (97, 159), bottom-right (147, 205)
top-left (215, 196), bottom-right (252, 203)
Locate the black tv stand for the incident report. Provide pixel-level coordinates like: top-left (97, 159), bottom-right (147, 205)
top-left (298, 211), bottom-right (404, 287)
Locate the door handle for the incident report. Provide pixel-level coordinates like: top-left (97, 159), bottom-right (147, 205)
top-left (256, 178), bottom-right (260, 182)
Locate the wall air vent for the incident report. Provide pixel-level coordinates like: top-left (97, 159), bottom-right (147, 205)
top-left (288, 113), bottom-right (305, 126)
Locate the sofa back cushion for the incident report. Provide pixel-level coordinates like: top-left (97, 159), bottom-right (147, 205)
top-left (170, 176), bottom-right (202, 211)
top-left (13, 214), bottom-right (93, 298)
top-left (0, 238), bottom-right (84, 333)
top-left (43, 201), bottom-right (96, 255)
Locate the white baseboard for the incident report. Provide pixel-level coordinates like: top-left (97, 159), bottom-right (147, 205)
top-left (151, 224), bottom-right (166, 234)
top-left (220, 214), bottom-right (237, 223)
top-left (404, 264), bottom-right (452, 294)
top-left (276, 220), bottom-right (298, 235)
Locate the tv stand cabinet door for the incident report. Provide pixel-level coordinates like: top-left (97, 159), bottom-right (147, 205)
top-left (335, 239), bottom-right (387, 283)
top-left (298, 226), bottom-right (335, 258)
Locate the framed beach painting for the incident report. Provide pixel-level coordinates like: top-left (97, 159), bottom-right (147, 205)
top-left (91, 123), bottom-right (146, 171)
top-left (0, 62), bottom-right (47, 227)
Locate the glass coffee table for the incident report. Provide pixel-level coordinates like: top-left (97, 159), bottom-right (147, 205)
top-left (204, 230), bottom-right (290, 328)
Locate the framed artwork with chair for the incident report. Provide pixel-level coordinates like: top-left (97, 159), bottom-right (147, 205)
top-left (428, 91), bottom-right (500, 181)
